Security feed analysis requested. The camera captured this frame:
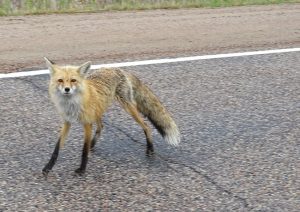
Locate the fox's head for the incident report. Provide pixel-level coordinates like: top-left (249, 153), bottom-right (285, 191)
top-left (45, 57), bottom-right (91, 96)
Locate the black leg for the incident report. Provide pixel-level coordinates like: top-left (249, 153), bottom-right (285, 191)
top-left (90, 136), bottom-right (97, 150)
top-left (91, 121), bottom-right (103, 150)
top-left (75, 142), bottom-right (89, 175)
top-left (146, 142), bottom-right (154, 156)
top-left (145, 129), bottom-right (154, 156)
top-left (42, 138), bottom-right (60, 176)
top-left (75, 123), bottom-right (92, 175)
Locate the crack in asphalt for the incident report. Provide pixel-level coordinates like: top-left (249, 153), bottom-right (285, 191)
top-left (17, 77), bottom-right (49, 98)
top-left (21, 77), bottom-right (251, 209)
top-left (105, 122), bottom-right (251, 209)
top-left (156, 154), bottom-right (251, 209)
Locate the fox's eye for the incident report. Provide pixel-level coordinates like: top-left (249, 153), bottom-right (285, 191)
top-left (71, 79), bottom-right (77, 83)
top-left (58, 79), bottom-right (63, 83)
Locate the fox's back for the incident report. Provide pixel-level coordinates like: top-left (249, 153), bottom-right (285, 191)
top-left (87, 67), bottom-right (135, 101)
top-left (86, 68), bottom-right (121, 95)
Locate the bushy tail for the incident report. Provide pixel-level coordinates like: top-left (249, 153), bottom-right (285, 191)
top-left (130, 75), bottom-right (180, 146)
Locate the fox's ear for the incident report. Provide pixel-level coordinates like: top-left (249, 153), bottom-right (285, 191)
top-left (44, 57), bottom-right (55, 75)
top-left (78, 61), bottom-right (91, 76)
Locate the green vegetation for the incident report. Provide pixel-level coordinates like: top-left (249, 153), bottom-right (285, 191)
top-left (0, 0), bottom-right (299, 16)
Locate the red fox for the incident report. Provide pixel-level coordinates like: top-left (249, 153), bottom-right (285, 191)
top-left (42, 58), bottom-right (180, 175)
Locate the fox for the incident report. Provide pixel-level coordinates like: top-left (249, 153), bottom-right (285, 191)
top-left (42, 58), bottom-right (180, 175)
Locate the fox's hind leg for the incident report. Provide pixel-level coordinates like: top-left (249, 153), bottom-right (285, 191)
top-left (42, 122), bottom-right (71, 176)
top-left (91, 119), bottom-right (103, 150)
top-left (120, 102), bottom-right (154, 155)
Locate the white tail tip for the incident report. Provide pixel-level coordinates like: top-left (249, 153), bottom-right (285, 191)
top-left (164, 126), bottom-right (181, 146)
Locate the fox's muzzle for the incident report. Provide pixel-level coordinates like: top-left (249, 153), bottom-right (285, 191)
top-left (58, 86), bottom-right (74, 95)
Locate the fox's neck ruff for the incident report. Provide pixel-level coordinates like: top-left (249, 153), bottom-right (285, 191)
top-left (53, 92), bottom-right (83, 123)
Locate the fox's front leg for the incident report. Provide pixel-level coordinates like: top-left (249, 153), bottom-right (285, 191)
top-left (75, 123), bottom-right (92, 175)
top-left (42, 122), bottom-right (71, 176)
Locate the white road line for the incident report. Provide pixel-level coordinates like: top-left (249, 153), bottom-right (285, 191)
top-left (0, 48), bottom-right (299, 79)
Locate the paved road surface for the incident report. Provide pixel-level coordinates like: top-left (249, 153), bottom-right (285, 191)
top-left (0, 52), bottom-right (299, 211)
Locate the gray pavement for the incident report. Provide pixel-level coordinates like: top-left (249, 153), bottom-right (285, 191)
top-left (0, 52), bottom-right (299, 211)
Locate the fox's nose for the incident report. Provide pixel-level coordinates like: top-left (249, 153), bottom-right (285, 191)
top-left (65, 87), bottom-right (70, 93)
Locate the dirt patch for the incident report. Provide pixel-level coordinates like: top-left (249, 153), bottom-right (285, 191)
top-left (0, 4), bottom-right (299, 73)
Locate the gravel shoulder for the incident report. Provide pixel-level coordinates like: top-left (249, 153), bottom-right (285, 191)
top-left (0, 3), bottom-right (299, 73)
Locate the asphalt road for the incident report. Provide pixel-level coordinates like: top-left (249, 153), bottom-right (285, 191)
top-left (0, 52), bottom-right (299, 211)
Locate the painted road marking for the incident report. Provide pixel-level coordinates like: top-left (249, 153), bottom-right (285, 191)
top-left (0, 48), bottom-right (299, 79)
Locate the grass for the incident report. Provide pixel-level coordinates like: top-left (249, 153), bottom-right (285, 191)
top-left (0, 0), bottom-right (299, 16)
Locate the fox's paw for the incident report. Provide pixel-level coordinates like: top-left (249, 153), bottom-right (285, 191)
top-left (42, 168), bottom-right (50, 178)
top-left (146, 147), bottom-right (154, 157)
top-left (75, 168), bottom-right (86, 175)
